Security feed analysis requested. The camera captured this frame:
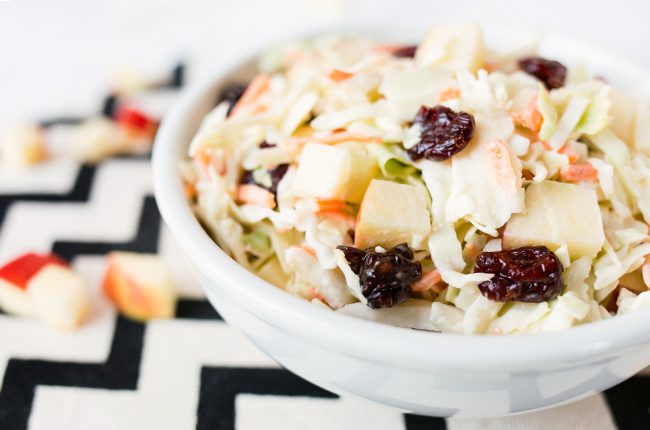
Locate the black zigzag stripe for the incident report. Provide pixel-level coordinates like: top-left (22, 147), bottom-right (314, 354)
top-left (404, 413), bottom-right (447, 429)
top-left (52, 195), bottom-right (161, 261)
top-left (197, 367), bottom-right (338, 430)
top-left (176, 298), bottom-right (222, 320)
top-left (603, 375), bottom-right (650, 430)
top-left (0, 316), bottom-right (145, 430)
top-left (0, 164), bottom-right (96, 231)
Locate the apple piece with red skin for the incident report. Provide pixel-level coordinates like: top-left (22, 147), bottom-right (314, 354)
top-left (114, 106), bottom-right (158, 140)
top-left (0, 253), bottom-right (68, 317)
top-left (102, 252), bottom-right (176, 321)
top-left (0, 252), bottom-right (89, 329)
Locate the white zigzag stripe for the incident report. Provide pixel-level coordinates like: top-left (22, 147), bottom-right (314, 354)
top-left (0, 159), bottom-right (79, 194)
top-left (0, 159), bottom-right (152, 263)
top-left (28, 319), bottom-right (410, 430)
top-left (28, 322), bottom-right (275, 429)
top-left (446, 395), bottom-right (616, 430)
top-left (235, 395), bottom-right (406, 430)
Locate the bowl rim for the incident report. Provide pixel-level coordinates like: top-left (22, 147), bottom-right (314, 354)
top-left (153, 30), bottom-right (650, 372)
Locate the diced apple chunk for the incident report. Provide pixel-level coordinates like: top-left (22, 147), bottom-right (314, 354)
top-left (292, 143), bottom-right (377, 203)
top-left (0, 125), bottom-right (47, 168)
top-left (28, 265), bottom-right (90, 330)
top-left (102, 252), bottom-right (176, 321)
top-left (415, 23), bottom-right (484, 72)
top-left (355, 179), bottom-right (431, 249)
top-left (0, 278), bottom-right (34, 317)
top-left (0, 252), bottom-right (89, 329)
top-left (503, 181), bottom-right (605, 259)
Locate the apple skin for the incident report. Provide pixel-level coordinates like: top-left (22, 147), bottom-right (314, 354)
top-left (0, 253), bottom-right (89, 329)
top-left (0, 253), bottom-right (69, 317)
top-left (102, 252), bottom-right (176, 321)
top-left (0, 253), bottom-right (68, 290)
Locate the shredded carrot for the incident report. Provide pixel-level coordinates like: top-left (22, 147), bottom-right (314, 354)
top-left (485, 139), bottom-right (519, 193)
top-left (329, 69), bottom-right (354, 82)
top-left (540, 140), bottom-right (552, 151)
top-left (236, 184), bottom-right (276, 208)
top-left (372, 44), bottom-right (402, 54)
top-left (308, 287), bottom-right (326, 302)
top-left (196, 147), bottom-right (226, 177)
top-left (184, 183), bottom-right (197, 199)
top-left (412, 270), bottom-right (443, 293)
top-left (560, 164), bottom-right (599, 183)
top-left (559, 145), bottom-right (580, 164)
top-left (300, 246), bottom-right (317, 258)
top-left (316, 199), bottom-right (349, 214)
top-left (230, 74), bottom-right (270, 116)
top-left (285, 131), bottom-right (381, 147)
top-left (511, 97), bottom-right (542, 132)
top-left (439, 87), bottom-right (461, 102)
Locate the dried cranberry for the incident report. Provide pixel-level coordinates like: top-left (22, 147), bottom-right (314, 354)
top-left (217, 83), bottom-right (247, 115)
top-left (337, 243), bottom-right (422, 309)
top-left (259, 141), bottom-right (276, 149)
top-left (240, 163), bottom-right (289, 196)
top-left (518, 57), bottom-right (567, 90)
top-left (474, 246), bottom-right (564, 303)
top-left (407, 105), bottom-right (475, 162)
top-left (392, 45), bottom-right (417, 58)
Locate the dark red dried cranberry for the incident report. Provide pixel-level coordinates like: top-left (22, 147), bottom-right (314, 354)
top-left (259, 141), bottom-right (276, 149)
top-left (240, 163), bottom-right (289, 196)
top-left (337, 243), bottom-right (422, 309)
top-left (392, 45), bottom-right (417, 58)
top-left (474, 246), bottom-right (564, 303)
top-left (217, 83), bottom-right (247, 115)
top-left (518, 57), bottom-right (567, 90)
top-left (407, 105), bottom-right (475, 162)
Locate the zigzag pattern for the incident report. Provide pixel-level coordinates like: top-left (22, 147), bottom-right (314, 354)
top-left (0, 164), bottom-right (95, 230)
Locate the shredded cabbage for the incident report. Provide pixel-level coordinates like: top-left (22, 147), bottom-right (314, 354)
top-left (183, 26), bottom-right (650, 336)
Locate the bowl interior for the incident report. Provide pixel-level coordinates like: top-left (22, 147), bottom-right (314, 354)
top-left (153, 28), bottom-right (650, 372)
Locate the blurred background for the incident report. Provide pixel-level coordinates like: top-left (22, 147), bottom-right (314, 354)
top-left (1, 0), bottom-right (650, 129)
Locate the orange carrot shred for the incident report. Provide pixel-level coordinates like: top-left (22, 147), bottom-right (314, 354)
top-left (439, 87), bottom-right (461, 102)
top-left (511, 97), bottom-right (542, 132)
top-left (559, 145), bottom-right (580, 164)
top-left (236, 184), bottom-right (276, 208)
top-left (316, 199), bottom-right (349, 213)
top-left (412, 270), bottom-right (443, 293)
top-left (329, 69), bottom-right (354, 82)
top-left (230, 74), bottom-right (270, 116)
top-left (184, 183), bottom-right (197, 199)
top-left (560, 164), bottom-right (599, 183)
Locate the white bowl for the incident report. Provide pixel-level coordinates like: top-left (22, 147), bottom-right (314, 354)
top-left (153, 30), bottom-right (650, 417)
